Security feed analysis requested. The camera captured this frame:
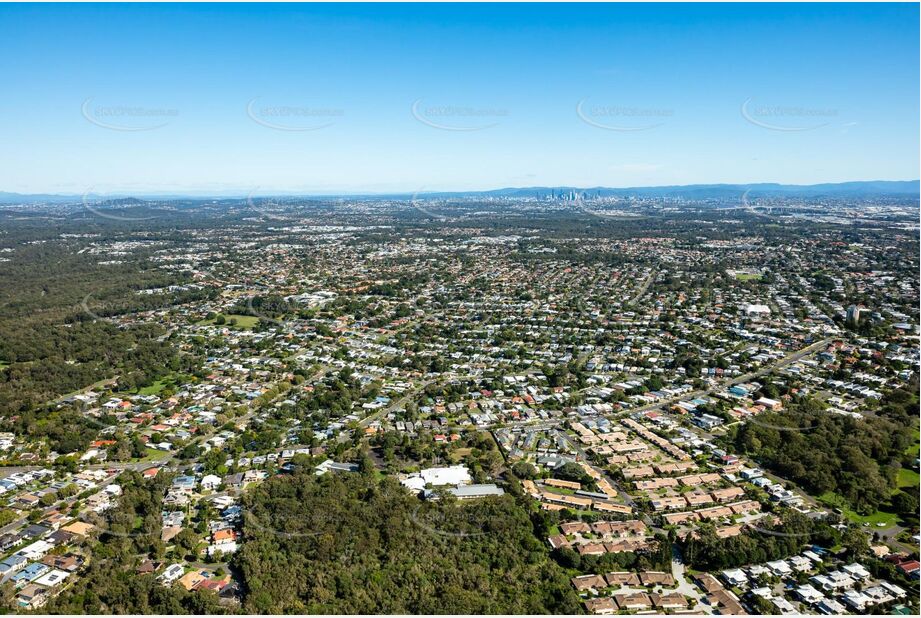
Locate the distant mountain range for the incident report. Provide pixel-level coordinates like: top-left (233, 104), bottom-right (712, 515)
top-left (0, 180), bottom-right (917, 204)
top-left (430, 180), bottom-right (921, 200)
top-left (0, 191), bottom-right (86, 204)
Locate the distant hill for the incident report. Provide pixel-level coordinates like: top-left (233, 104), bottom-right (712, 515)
top-left (1, 180), bottom-right (917, 204)
top-left (460, 180), bottom-right (920, 200)
top-left (0, 191), bottom-right (86, 204)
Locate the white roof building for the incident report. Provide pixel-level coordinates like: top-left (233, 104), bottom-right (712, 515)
top-left (767, 559), bottom-right (792, 577)
top-left (207, 541), bottom-right (238, 557)
top-left (802, 550), bottom-right (823, 564)
top-left (158, 564), bottom-right (184, 583)
top-left (772, 597), bottom-right (797, 615)
top-left (721, 568), bottom-right (748, 588)
top-left (842, 562), bottom-right (871, 580)
top-left (200, 474), bottom-right (221, 489)
top-left (33, 569), bottom-right (70, 587)
top-left (419, 465), bottom-right (472, 487)
top-left (402, 465), bottom-right (471, 490)
top-left (842, 590), bottom-right (871, 611)
top-left (17, 540), bottom-right (53, 561)
top-left (795, 584), bottom-right (824, 604)
top-left (788, 555), bottom-right (812, 572)
top-left (744, 304), bottom-right (771, 316)
top-left (816, 598), bottom-right (846, 614)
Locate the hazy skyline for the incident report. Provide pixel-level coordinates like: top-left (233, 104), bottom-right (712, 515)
top-left (1, 2), bottom-right (918, 194)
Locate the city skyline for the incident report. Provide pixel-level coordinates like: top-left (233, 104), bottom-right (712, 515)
top-left (1, 178), bottom-right (919, 201)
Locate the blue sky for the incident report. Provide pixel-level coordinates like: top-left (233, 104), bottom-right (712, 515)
top-left (0, 2), bottom-right (917, 194)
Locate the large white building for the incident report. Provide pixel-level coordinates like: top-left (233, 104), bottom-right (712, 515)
top-left (401, 465), bottom-right (472, 493)
top-left (743, 303), bottom-right (771, 318)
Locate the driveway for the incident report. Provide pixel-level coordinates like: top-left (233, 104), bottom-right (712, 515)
top-left (672, 544), bottom-right (712, 614)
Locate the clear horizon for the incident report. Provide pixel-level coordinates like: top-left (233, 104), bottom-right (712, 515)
top-left (1, 2), bottom-right (918, 194)
top-left (3, 178), bottom-right (921, 200)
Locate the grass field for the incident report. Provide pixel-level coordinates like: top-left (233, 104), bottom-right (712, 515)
top-left (819, 491), bottom-right (897, 527)
top-left (138, 378), bottom-right (171, 396)
top-left (135, 371), bottom-right (193, 396)
top-left (139, 447), bottom-right (172, 462)
top-left (448, 447), bottom-right (473, 463)
top-left (897, 468), bottom-right (919, 488)
top-left (734, 272), bottom-right (763, 281)
top-left (543, 486), bottom-right (576, 496)
top-left (197, 313), bottom-right (260, 329)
